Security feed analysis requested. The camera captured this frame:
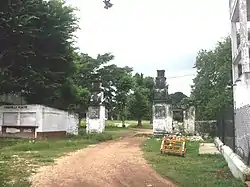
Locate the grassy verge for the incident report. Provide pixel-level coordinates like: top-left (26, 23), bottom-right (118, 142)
top-left (143, 138), bottom-right (245, 187)
top-left (0, 129), bottom-right (130, 187)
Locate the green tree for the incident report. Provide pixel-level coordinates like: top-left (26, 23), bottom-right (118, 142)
top-left (0, 0), bottom-right (78, 109)
top-left (169, 92), bottom-right (187, 109)
top-left (191, 37), bottom-right (233, 120)
top-left (97, 64), bottom-right (133, 120)
top-left (143, 76), bottom-right (154, 123)
top-left (115, 72), bottom-right (134, 127)
top-left (128, 73), bottom-right (154, 127)
top-left (70, 52), bottom-right (114, 119)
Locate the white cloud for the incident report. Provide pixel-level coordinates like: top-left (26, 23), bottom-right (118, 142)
top-left (66, 0), bottom-right (231, 96)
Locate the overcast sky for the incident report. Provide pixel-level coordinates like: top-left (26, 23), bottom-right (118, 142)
top-left (66, 0), bottom-right (230, 96)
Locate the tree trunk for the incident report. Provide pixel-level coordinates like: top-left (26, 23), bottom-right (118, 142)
top-left (137, 118), bottom-right (142, 128)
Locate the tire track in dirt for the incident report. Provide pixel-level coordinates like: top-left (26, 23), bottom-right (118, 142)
top-left (30, 135), bottom-right (177, 187)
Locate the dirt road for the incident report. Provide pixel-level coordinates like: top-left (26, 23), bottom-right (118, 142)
top-left (31, 135), bottom-right (176, 187)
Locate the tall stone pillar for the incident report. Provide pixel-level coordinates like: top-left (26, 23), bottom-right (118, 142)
top-left (152, 70), bottom-right (173, 135)
top-left (86, 78), bottom-right (106, 133)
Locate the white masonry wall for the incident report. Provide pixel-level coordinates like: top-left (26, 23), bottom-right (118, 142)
top-left (0, 105), bottom-right (78, 136)
top-left (67, 113), bottom-right (79, 135)
top-left (40, 106), bottom-right (78, 135)
top-left (40, 106), bottom-right (67, 132)
top-left (0, 105), bottom-right (42, 134)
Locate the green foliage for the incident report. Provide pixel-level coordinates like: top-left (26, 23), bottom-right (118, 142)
top-left (128, 73), bottom-right (154, 126)
top-left (69, 53), bottom-right (115, 117)
top-left (98, 64), bottom-right (133, 120)
top-left (191, 37), bottom-right (233, 120)
top-left (115, 72), bottom-right (134, 125)
top-left (0, 0), bottom-right (79, 109)
top-left (169, 92), bottom-right (187, 109)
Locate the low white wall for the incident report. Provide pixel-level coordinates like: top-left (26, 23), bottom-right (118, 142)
top-left (0, 105), bottom-right (42, 128)
top-left (214, 137), bottom-right (250, 181)
top-left (41, 106), bottom-right (67, 132)
top-left (41, 106), bottom-right (78, 135)
top-left (214, 137), bottom-right (224, 152)
top-left (0, 105), bottom-right (79, 136)
top-left (67, 113), bottom-right (79, 135)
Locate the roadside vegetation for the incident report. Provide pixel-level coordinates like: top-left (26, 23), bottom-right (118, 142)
top-left (0, 128), bottom-right (131, 187)
top-left (143, 138), bottom-right (245, 187)
top-left (0, 117), bottom-right (151, 187)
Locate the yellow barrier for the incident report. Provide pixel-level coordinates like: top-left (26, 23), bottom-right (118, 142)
top-left (160, 135), bottom-right (186, 157)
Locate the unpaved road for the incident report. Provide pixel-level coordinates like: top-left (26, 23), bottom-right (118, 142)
top-left (31, 135), bottom-right (176, 187)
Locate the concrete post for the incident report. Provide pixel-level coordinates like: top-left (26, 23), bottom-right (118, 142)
top-left (86, 78), bottom-right (106, 133)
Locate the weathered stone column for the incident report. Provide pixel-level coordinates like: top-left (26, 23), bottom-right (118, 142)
top-left (183, 106), bottom-right (195, 135)
top-left (152, 70), bottom-right (173, 135)
top-left (86, 78), bottom-right (106, 133)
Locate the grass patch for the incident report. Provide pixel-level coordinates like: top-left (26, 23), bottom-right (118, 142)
top-left (143, 138), bottom-right (245, 187)
top-left (0, 129), bottom-right (129, 187)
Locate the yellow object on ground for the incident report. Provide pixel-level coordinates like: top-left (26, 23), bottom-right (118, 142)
top-left (160, 135), bottom-right (186, 157)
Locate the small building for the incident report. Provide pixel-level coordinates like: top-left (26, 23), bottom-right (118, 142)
top-left (0, 105), bottom-right (78, 138)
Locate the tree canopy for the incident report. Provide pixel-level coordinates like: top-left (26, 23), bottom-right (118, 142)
top-left (0, 0), bottom-right (197, 127)
top-left (191, 37), bottom-right (233, 120)
top-left (0, 0), bottom-right (78, 108)
top-left (128, 73), bottom-right (154, 126)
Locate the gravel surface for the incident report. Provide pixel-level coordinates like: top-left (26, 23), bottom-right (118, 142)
top-left (30, 136), bottom-right (176, 187)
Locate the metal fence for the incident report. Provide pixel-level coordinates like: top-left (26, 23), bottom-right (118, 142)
top-left (235, 105), bottom-right (250, 165)
top-left (216, 104), bottom-right (235, 152)
top-left (195, 120), bottom-right (217, 137)
top-left (216, 103), bottom-right (250, 165)
top-left (194, 104), bottom-right (235, 150)
top-left (195, 103), bottom-right (250, 165)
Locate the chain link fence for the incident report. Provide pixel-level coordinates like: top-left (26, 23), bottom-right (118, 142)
top-left (195, 103), bottom-right (250, 166)
top-left (195, 104), bottom-right (235, 152)
top-left (195, 120), bottom-right (217, 137)
top-left (235, 105), bottom-right (250, 165)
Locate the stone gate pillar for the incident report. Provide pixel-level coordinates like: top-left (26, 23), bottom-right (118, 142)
top-left (152, 70), bottom-right (173, 135)
top-left (183, 106), bottom-right (196, 134)
top-left (86, 77), bottom-right (106, 133)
